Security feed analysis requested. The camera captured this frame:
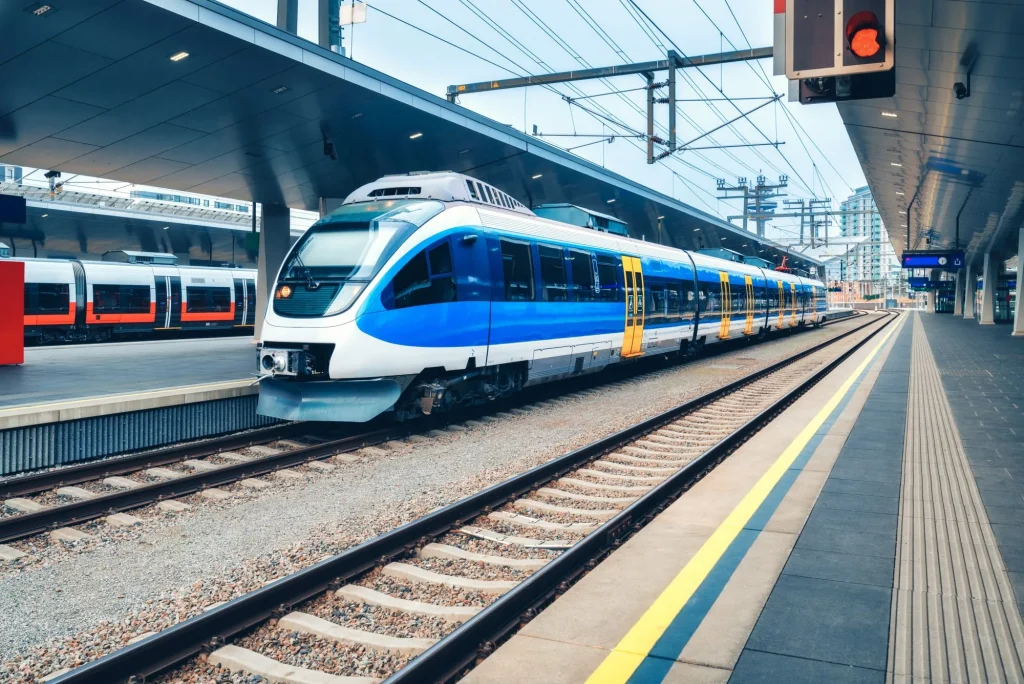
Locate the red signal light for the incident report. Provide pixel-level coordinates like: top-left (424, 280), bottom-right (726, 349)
top-left (846, 11), bottom-right (882, 58)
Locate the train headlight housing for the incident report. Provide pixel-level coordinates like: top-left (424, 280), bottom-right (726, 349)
top-left (275, 285), bottom-right (292, 299)
top-left (323, 283), bottom-right (365, 316)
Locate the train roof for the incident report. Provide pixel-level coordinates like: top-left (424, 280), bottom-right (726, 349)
top-left (344, 172), bottom-right (533, 216)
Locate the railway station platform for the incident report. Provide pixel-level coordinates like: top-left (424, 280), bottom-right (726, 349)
top-left (0, 337), bottom-right (269, 475)
top-left (469, 311), bottom-right (1024, 684)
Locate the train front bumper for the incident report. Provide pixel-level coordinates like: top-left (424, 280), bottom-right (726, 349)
top-left (256, 377), bottom-right (404, 423)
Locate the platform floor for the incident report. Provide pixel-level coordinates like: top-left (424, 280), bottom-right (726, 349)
top-left (469, 312), bottom-right (1024, 684)
top-left (0, 337), bottom-right (255, 409)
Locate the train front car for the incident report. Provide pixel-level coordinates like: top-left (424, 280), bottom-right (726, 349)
top-left (256, 173), bottom-right (507, 423)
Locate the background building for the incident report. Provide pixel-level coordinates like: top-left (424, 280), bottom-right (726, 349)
top-left (839, 186), bottom-right (905, 300)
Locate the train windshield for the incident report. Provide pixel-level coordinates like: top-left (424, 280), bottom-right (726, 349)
top-left (281, 200), bottom-right (443, 283)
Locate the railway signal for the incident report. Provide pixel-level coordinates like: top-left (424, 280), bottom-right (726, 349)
top-left (774, 0), bottom-right (895, 104)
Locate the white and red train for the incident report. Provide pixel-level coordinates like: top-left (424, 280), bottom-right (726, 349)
top-left (12, 256), bottom-right (257, 344)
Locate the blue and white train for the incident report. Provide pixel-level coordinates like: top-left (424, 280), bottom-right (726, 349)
top-left (256, 172), bottom-right (831, 423)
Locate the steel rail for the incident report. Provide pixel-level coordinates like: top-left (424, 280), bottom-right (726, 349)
top-left (0, 423), bottom-right (306, 500)
top-left (52, 311), bottom-right (889, 684)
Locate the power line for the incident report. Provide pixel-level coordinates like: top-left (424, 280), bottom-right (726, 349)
top-left (628, 0), bottom-right (817, 196)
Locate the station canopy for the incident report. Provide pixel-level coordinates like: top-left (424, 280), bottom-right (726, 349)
top-left (838, 0), bottom-right (1024, 268)
top-left (0, 0), bottom-right (821, 274)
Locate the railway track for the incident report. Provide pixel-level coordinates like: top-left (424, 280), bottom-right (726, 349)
top-left (0, 312), bottom-right (862, 550)
top-left (47, 310), bottom-right (891, 684)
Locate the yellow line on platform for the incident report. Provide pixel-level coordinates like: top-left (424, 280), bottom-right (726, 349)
top-left (586, 317), bottom-right (903, 684)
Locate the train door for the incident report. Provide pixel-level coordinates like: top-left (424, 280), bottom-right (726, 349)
top-left (776, 281), bottom-right (785, 329)
top-left (245, 280), bottom-right (256, 325)
top-left (744, 275), bottom-right (754, 335)
top-left (168, 276), bottom-right (182, 328)
top-left (621, 256), bottom-right (645, 357)
top-left (789, 282), bottom-right (798, 327)
top-left (155, 276), bottom-right (172, 329)
top-left (808, 285), bottom-right (817, 324)
top-left (233, 280), bottom-right (246, 326)
top-left (718, 271), bottom-right (731, 339)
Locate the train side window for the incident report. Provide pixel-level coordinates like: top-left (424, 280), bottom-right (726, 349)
top-left (500, 240), bottom-right (534, 301)
top-left (569, 250), bottom-right (596, 302)
top-left (647, 279), bottom-right (666, 325)
top-left (391, 242), bottom-right (456, 309)
top-left (666, 283), bottom-right (680, 320)
top-left (539, 245), bottom-right (568, 302)
top-left (123, 285), bottom-right (151, 314)
top-left (187, 286), bottom-right (229, 313)
top-left (25, 283), bottom-right (70, 315)
top-left (595, 254), bottom-right (623, 302)
top-left (93, 285), bottom-right (121, 313)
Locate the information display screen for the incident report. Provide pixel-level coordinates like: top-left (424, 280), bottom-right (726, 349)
top-left (901, 250), bottom-right (964, 269)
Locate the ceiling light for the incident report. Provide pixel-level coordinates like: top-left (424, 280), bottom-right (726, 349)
top-left (409, 132), bottom-right (423, 139)
top-left (459, 148), bottom-right (470, 154)
top-left (169, 51), bottom-right (189, 62)
top-left (895, 191), bottom-right (905, 195)
top-left (898, 210), bottom-right (906, 214)
top-left (657, 215), bottom-right (665, 220)
top-left (607, 199), bottom-right (615, 203)
top-left (693, 228), bottom-right (700, 231)
top-left (900, 224), bottom-right (907, 227)
top-left (32, 4), bottom-right (52, 16)
top-left (890, 162), bottom-right (902, 167)
top-left (351, 112), bottom-right (364, 119)
top-left (40, 213), bottom-right (48, 217)
top-left (163, 225), bottom-right (170, 230)
top-left (270, 85), bottom-right (288, 94)
top-left (532, 174), bottom-right (542, 179)
top-left (881, 111), bottom-right (898, 118)
top-left (721, 237), bottom-right (727, 240)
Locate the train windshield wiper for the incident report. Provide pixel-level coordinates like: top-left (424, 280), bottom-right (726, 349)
top-left (288, 251), bottom-right (317, 288)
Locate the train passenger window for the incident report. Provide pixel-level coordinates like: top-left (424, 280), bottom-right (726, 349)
top-left (123, 286), bottom-right (151, 314)
top-left (466, 180), bottom-right (479, 200)
top-left (187, 287), bottom-right (230, 313)
top-left (484, 186), bottom-right (496, 205)
top-left (647, 281), bottom-right (666, 325)
top-left (93, 285), bottom-right (121, 313)
top-left (666, 284), bottom-right (680, 319)
top-left (595, 254), bottom-right (623, 302)
top-left (391, 242), bottom-right (456, 309)
top-left (25, 283), bottom-right (70, 315)
top-left (500, 240), bottom-right (534, 301)
top-left (569, 250), bottom-right (596, 302)
top-left (539, 245), bottom-right (568, 302)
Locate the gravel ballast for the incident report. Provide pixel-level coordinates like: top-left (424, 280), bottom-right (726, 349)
top-left (0, 318), bottom-right (867, 681)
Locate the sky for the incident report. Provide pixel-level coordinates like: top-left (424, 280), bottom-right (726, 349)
top-left (223, 1), bottom-right (870, 244)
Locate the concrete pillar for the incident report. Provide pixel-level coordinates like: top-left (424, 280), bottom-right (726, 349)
top-left (953, 269), bottom-right (964, 316)
top-left (964, 262), bottom-right (976, 319)
top-left (255, 204), bottom-right (292, 341)
top-left (980, 252), bottom-right (997, 325)
top-left (1014, 227), bottom-right (1024, 336)
top-left (926, 291), bottom-right (936, 313)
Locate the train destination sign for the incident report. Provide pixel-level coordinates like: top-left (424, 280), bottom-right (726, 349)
top-left (901, 250), bottom-right (964, 270)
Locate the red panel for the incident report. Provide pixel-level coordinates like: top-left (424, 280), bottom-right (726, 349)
top-left (774, 0), bottom-right (785, 13)
top-left (0, 261), bottom-right (25, 365)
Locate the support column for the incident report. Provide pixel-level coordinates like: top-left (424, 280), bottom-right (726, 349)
top-left (953, 269), bottom-right (964, 316)
top-left (255, 204), bottom-right (292, 341)
top-left (963, 262), bottom-right (976, 320)
top-left (1014, 227), bottom-right (1024, 336)
top-left (926, 291), bottom-right (936, 314)
top-left (979, 252), bottom-right (997, 325)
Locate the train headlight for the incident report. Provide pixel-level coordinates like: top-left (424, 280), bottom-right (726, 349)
top-left (261, 351), bottom-right (288, 373)
top-left (276, 285), bottom-right (292, 299)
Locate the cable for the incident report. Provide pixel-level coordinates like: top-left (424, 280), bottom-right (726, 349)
top-left (629, 0), bottom-right (816, 195)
